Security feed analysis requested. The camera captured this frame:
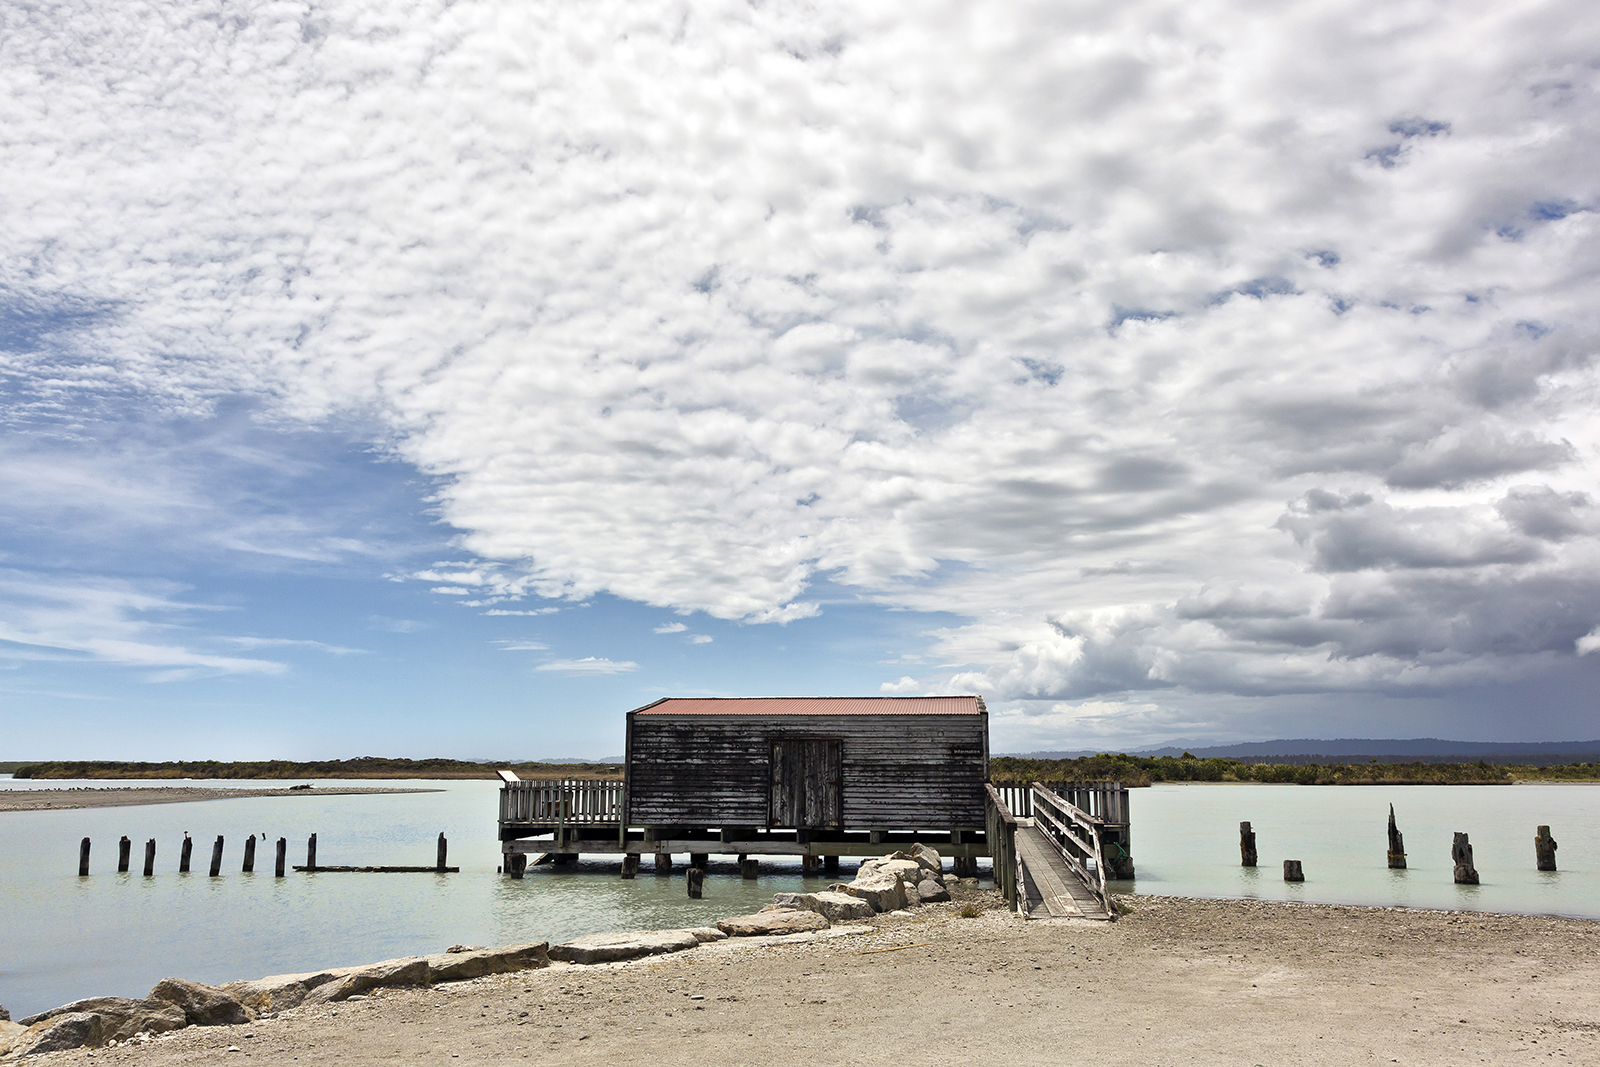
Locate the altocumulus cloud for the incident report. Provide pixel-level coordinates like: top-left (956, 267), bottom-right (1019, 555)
top-left (4, 1), bottom-right (1600, 732)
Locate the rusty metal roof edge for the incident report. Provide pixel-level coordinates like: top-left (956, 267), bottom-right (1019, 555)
top-left (629, 695), bottom-right (985, 716)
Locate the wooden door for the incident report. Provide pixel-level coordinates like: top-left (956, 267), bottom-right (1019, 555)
top-left (768, 738), bottom-right (842, 828)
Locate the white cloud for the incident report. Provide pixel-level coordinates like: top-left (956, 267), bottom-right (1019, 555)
top-left (880, 676), bottom-right (922, 693)
top-left (1578, 629), bottom-right (1600, 656)
top-left (688, 634), bottom-right (714, 644)
top-left (483, 608), bottom-right (562, 616)
top-left (653, 623), bottom-right (688, 634)
top-left (534, 657), bottom-right (640, 676)
top-left (495, 641), bottom-right (550, 652)
top-left (6, 1), bottom-right (1600, 735)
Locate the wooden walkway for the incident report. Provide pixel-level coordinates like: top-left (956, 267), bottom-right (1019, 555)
top-left (1014, 823), bottom-right (1112, 920)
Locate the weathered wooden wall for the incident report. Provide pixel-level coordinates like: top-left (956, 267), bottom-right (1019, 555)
top-left (626, 713), bottom-right (988, 828)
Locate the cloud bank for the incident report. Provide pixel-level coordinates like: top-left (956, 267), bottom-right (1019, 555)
top-left (4, 0), bottom-right (1598, 733)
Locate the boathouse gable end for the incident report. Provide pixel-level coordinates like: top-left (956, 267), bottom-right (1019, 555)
top-left (623, 696), bottom-right (988, 830)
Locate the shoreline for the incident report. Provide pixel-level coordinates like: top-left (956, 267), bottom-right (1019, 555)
top-left (7, 892), bottom-right (1596, 1065)
top-left (0, 787), bottom-right (443, 813)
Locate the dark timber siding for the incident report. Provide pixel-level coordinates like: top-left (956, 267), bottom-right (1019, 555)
top-left (625, 713), bottom-right (988, 828)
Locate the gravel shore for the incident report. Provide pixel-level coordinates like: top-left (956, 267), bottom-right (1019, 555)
top-left (0, 787), bottom-right (441, 812)
top-left (22, 892), bottom-right (1598, 1066)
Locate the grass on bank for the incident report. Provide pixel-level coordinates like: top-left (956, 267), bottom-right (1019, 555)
top-left (987, 753), bottom-right (1600, 787)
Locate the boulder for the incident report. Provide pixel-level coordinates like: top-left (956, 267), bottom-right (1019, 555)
top-left (424, 942), bottom-right (549, 983)
top-left (833, 872), bottom-right (907, 913)
top-left (716, 909), bottom-right (830, 937)
top-left (685, 927), bottom-right (728, 943)
top-left (0, 1004), bottom-right (8, 1021)
top-left (917, 878), bottom-right (952, 903)
top-left (548, 929), bottom-right (702, 965)
top-left (910, 843), bottom-right (943, 873)
top-left (301, 957), bottom-right (432, 1005)
top-left (770, 891), bottom-right (876, 923)
top-left (942, 873), bottom-right (959, 885)
top-left (224, 970), bottom-right (344, 1014)
top-left (1, 1020), bottom-right (33, 1057)
top-left (147, 978), bottom-right (256, 1026)
top-left (17, 997), bottom-right (186, 1043)
top-left (11, 1012), bottom-right (107, 1055)
top-left (877, 858), bottom-right (925, 884)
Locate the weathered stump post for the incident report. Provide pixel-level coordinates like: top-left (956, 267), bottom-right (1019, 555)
top-left (274, 837), bottom-right (287, 877)
top-left (740, 856), bottom-right (759, 879)
top-left (306, 833), bottom-right (317, 872)
top-left (79, 837), bottom-right (91, 876)
top-left (654, 852), bottom-right (672, 875)
top-left (118, 836), bottom-right (131, 873)
top-left (620, 853), bottom-right (640, 879)
top-left (1239, 821), bottom-right (1257, 867)
top-left (436, 833), bottom-right (448, 872)
top-left (1283, 859), bottom-right (1304, 882)
top-left (143, 838), bottom-right (156, 877)
top-left (209, 836), bottom-right (224, 877)
top-left (1452, 832), bottom-right (1479, 885)
top-left (179, 834), bottom-right (193, 873)
top-left (242, 835), bottom-right (256, 873)
top-left (801, 854), bottom-right (821, 875)
top-left (687, 867), bottom-right (704, 899)
top-left (1535, 826), bottom-right (1558, 872)
top-left (508, 853), bottom-right (527, 879)
top-left (1387, 804), bottom-right (1406, 869)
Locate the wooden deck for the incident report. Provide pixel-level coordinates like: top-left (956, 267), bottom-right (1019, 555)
top-left (1014, 823), bottom-right (1111, 920)
top-left (985, 781), bottom-right (1130, 921)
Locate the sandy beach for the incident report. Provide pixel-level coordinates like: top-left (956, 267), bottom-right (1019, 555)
top-left (20, 892), bottom-right (1597, 1067)
top-left (0, 788), bottom-right (442, 813)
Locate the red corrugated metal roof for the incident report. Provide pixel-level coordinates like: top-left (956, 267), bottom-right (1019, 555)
top-left (631, 696), bottom-right (984, 716)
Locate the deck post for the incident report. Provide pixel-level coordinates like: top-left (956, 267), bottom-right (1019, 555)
top-left (1387, 805), bottom-right (1406, 869)
top-left (144, 838), bottom-right (156, 877)
top-left (824, 854), bottom-right (839, 874)
top-left (687, 867), bottom-right (704, 898)
top-left (118, 836), bottom-right (131, 873)
top-left (621, 853), bottom-right (640, 879)
top-left (209, 835), bottom-right (225, 877)
top-left (1283, 859), bottom-right (1304, 882)
top-left (179, 834), bottom-right (193, 873)
top-left (507, 853), bottom-right (527, 879)
top-left (654, 852), bottom-right (672, 875)
top-left (243, 835), bottom-right (257, 873)
top-left (1452, 832), bottom-right (1479, 885)
top-left (689, 852), bottom-right (709, 869)
top-left (275, 837), bottom-right (287, 877)
top-left (1239, 822), bottom-right (1257, 867)
top-left (1535, 826), bottom-right (1558, 872)
top-left (79, 837), bottom-right (91, 876)
top-left (740, 856), bottom-right (759, 879)
top-left (801, 854), bottom-right (821, 875)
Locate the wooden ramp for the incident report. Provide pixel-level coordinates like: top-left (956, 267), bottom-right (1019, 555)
top-left (1014, 823), bottom-right (1112, 920)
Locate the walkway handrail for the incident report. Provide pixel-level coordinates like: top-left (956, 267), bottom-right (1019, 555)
top-left (1031, 782), bottom-right (1114, 917)
top-left (984, 783), bottom-right (1021, 912)
top-left (499, 779), bottom-right (623, 825)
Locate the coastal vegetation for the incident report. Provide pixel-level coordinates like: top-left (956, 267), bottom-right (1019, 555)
top-left (8, 757), bottom-right (623, 781)
top-left (986, 753), bottom-right (1600, 787)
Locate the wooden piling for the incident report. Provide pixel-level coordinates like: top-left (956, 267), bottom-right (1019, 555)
top-left (143, 838), bottom-right (156, 877)
top-left (689, 852), bottom-right (709, 869)
top-left (620, 853), bottom-right (640, 879)
top-left (306, 833), bottom-right (317, 872)
top-left (1535, 826), bottom-right (1558, 872)
top-left (1452, 832), bottom-right (1479, 885)
top-left (274, 837), bottom-right (287, 878)
top-left (801, 854), bottom-right (821, 875)
top-left (243, 835), bottom-right (257, 873)
top-left (1239, 821), bottom-right (1257, 867)
top-left (209, 835), bottom-right (224, 877)
top-left (654, 852), bottom-right (672, 875)
top-left (508, 853), bottom-right (527, 879)
top-left (118, 836), bottom-right (131, 873)
top-left (1387, 804), bottom-right (1406, 869)
top-left (1283, 859), bottom-right (1304, 882)
top-left (180, 834), bottom-right (192, 873)
top-left (436, 833), bottom-right (448, 873)
top-left (740, 857), bottom-right (759, 880)
top-left (824, 854), bottom-right (840, 875)
top-left (687, 867), bottom-right (704, 899)
top-left (79, 837), bottom-right (91, 876)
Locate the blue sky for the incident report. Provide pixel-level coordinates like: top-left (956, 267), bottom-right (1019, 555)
top-left (3, 0), bottom-right (1600, 759)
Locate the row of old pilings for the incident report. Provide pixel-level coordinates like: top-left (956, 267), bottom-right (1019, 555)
top-left (78, 833), bottom-right (293, 877)
top-left (1238, 805), bottom-right (1562, 884)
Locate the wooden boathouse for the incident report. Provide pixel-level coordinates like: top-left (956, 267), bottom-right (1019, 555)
top-left (497, 694), bottom-right (1136, 918)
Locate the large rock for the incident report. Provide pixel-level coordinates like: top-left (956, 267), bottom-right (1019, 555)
top-left (424, 942), bottom-right (549, 983)
top-left (917, 878), bottom-right (952, 903)
top-left (301, 957), bottom-right (432, 1005)
top-left (833, 872), bottom-right (907, 913)
top-left (0, 1020), bottom-right (34, 1056)
top-left (224, 970), bottom-right (345, 1014)
top-left (0, 1004), bottom-right (8, 1021)
top-left (10, 1012), bottom-right (107, 1055)
top-left (17, 997), bottom-right (186, 1043)
top-left (548, 929), bottom-right (702, 965)
top-left (877, 858), bottom-right (925, 884)
top-left (685, 927), bottom-right (728, 943)
top-left (910, 843), bottom-right (943, 873)
top-left (147, 978), bottom-right (255, 1026)
top-left (716, 909), bottom-right (830, 937)
top-left (770, 891), bottom-right (876, 923)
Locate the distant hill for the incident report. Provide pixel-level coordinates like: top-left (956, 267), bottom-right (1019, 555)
top-left (1008, 738), bottom-right (1600, 767)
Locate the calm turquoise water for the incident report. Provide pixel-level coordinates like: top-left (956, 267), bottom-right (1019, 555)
top-left (1, 778), bottom-right (1595, 1018)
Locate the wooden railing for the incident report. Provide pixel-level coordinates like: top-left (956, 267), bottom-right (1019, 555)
top-left (499, 779), bottom-right (623, 826)
top-left (984, 783), bottom-right (1020, 912)
top-left (993, 785), bottom-right (1032, 819)
top-left (1030, 782), bottom-right (1114, 917)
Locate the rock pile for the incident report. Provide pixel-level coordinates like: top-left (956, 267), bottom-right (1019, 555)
top-left (836, 843), bottom-right (954, 910)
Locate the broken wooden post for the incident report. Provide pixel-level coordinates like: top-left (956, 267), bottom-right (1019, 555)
top-left (1387, 804), bottom-right (1406, 869)
top-left (740, 857), bottom-right (759, 880)
top-left (1535, 826), bottom-right (1558, 872)
top-left (654, 852), bottom-right (672, 875)
top-left (274, 837), bottom-right (287, 878)
top-left (209, 835), bottom-right (224, 877)
top-left (801, 854), bottom-right (821, 875)
top-left (79, 837), bottom-right (91, 876)
top-left (687, 866), bottom-right (704, 899)
top-left (179, 834), bottom-right (192, 873)
top-left (436, 833), bottom-right (448, 873)
top-left (1239, 821), bottom-right (1257, 867)
top-left (620, 853), bottom-right (640, 879)
top-left (1452, 832), bottom-right (1479, 885)
top-left (143, 838), bottom-right (156, 877)
top-left (306, 833), bottom-right (317, 872)
top-left (242, 835), bottom-right (257, 873)
top-left (117, 836), bottom-right (131, 873)
top-left (1283, 859), bottom-right (1304, 882)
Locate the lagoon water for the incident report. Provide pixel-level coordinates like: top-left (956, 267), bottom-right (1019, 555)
top-left (1, 777), bottom-right (1596, 1019)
